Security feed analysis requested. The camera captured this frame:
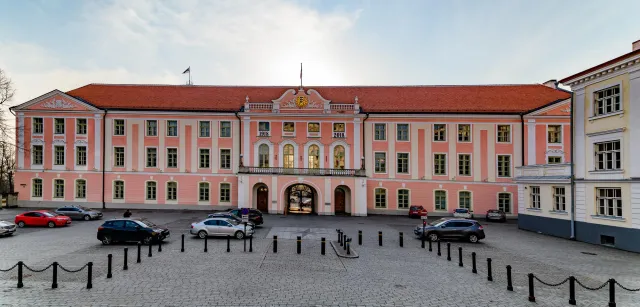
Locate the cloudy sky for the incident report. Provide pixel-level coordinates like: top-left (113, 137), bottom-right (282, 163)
top-left (1, 0), bottom-right (639, 106)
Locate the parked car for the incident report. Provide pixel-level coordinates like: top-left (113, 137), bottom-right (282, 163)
top-left (227, 208), bottom-right (264, 226)
top-left (97, 218), bottom-right (170, 245)
top-left (486, 209), bottom-right (507, 222)
top-left (408, 206), bottom-right (428, 218)
top-left (207, 213), bottom-right (255, 227)
top-left (190, 217), bottom-right (254, 239)
top-left (15, 210), bottom-right (71, 228)
top-left (0, 221), bottom-right (17, 236)
top-left (453, 208), bottom-right (473, 219)
top-left (414, 218), bottom-right (485, 243)
top-left (55, 205), bottom-right (103, 221)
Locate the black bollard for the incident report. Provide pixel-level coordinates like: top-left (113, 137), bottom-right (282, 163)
top-left (347, 238), bottom-right (351, 255)
top-left (471, 252), bottom-right (477, 274)
top-left (158, 241), bottom-right (162, 252)
top-left (344, 236), bottom-right (348, 251)
top-left (399, 232), bottom-right (403, 247)
top-left (137, 243), bottom-right (142, 263)
top-left (447, 243), bottom-right (451, 261)
top-left (428, 239), bottom-right (432, 252)
top-left (87, 262), bottom-right (93, 289)
top-left (421, 233), bottom-right (425, 249)
top-left (204, 236), bottom-right (208, 253)
top-left (569, 276), bottom-right (576, 305)
top-left (528, 273), bottom-right (535, 302)
top-left (343, 233), bottom-right (347, 247)
top-left (107, 254), bottom-right (113, 278)
top-left (458, 247), bottom-right (463, 267)
top-left (437, 240), bottom-right (441, 256)
top-left (17, 261), bottom-right (23, 288)
top-left (358, 230), bottom-right (362, 245)
top-left (609, 279), bottom-right (616, 307)
top-left (123, 248), bottom-right (128, 271)
top-left (148, 242), bottom-right (152, 257)
top-left (338, 230), bottom-right (342, 244)
top-left (378, 231), bottom-right (382, 246)
top-left (227, 236), bottom-right (231, 253)
top-left (487, 258), bottom-right (493, 281)
top-left (273, 235), bottom-right (277, 253)
top-left (181, 234), bottom-right (185, 252)
top-left (297, 236), bottom-right (301, 254)
top-left (51, 262), bottom-right (58, 289)
top-left (321, 237), bottom-right (326, 255)
top-left (506, 265), bottom-right (513, 291)
top-left (249, 236), bottom-right (253, 253)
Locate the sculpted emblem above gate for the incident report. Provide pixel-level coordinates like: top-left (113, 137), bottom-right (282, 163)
top-left (295, 95), bottom-right (309, 108)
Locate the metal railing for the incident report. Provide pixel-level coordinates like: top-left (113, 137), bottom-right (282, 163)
top-left (238, 166), bottom-right (366, 177)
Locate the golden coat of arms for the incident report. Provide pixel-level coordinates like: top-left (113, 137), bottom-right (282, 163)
top-left (295, 95), bottom-right (309, 108)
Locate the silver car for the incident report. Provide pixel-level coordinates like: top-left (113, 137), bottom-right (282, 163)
top-left (0, 220), bottom-right (17, 236)
top-left (55, 206), bottom-right (103, 221)
top-left (190, 218), bottom-right (254, 239)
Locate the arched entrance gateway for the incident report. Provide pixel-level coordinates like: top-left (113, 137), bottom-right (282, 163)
top-left (286, 184), bottom-right (316, 214)
top-left (254, 184), bottom-right (269, 212)
top-left (334, 185), bottom-right (351, 215)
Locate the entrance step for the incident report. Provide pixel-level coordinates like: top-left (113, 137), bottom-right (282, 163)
top-left (330, 241), bottom-right (359, 258)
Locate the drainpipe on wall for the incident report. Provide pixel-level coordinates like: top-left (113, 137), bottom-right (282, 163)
top-left (569, 93), bottom-right (576, 240)
top-left (520, 114), bottom-right (525, 166)
top-left (361, 110), bottom-right (369, 170)
top-left (102, 110), bottom-right (108, 209)
top-left (235, 111), bottom-right (242, 168)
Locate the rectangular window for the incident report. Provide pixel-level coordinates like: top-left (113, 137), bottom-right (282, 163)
top-left (258, 122), bottom-right (270, 137)
top-left (114, 147), bottom-right (125, 167)
top-left (458, 124), bottom-right (471, 142)
top-left (220, 149), bottom-right (231, 169)
top-left (167, 148), bottom-right (178, 168)
top-left (220, 121), bottom-right (231, 137)
top-left (397, 153), bottom-right (409, 174)
top-left (374, 123), bottom-right (386, 140)
top-left (54, 146), bottom-right (65, 165)
top-left (199, 121), bottom-right (210, 137)
top-left (374, 188), bottom-right (386, 208)
top-left (459, 191), bottom-right (471, 209)
top-left (283, 122), bottom-right (295, 132)
top-left (435, 190), bottom-right (446, 210)
top-left (433, 124), bottom-right (446, 141)
top-left (54, 179), bottom-right (64, 198)
top-left (33, 118), bottom-right (43, 134)
top-left (32, 145), bottom-right (43, 165)
top-left (596, 187), bottom-right (622, 217)
top-left (434, 153), bottom-right (447, 175)
top-left (333, 123), bottom-right (345, 138)
top-left (307, 122), bottom-right (320, 133)
top-left (458, 154), bottom-right (471, 176)
top-left (497, 125), bottom-right (510, 143)
top-left (114, 119), bottom-right (125, 135)
top-left (167, 120), bottom-right (178, 137)
top-left (548, 156), bottom-right (562, 164)
top-left (54, 118), bottom-right (65, 134)
top-left (220, 183), bottom-right (231, 202)
top-left (167, 182), bottom-right (177, 201)
top-left (146, 120), bottom-right (157, 136)
top-left (497, 155), bottom-right (511, 177)
top-left (76, 119), bottom-right (87, 135)
top-left (398, 189), bottom-right (409, 209)
top-left (76, 180), bottom-right (86, 199)
top-left (553, 187), bottom-right (565, 211)
top-left (374, 152), bottom-right (386, 173)
top-left (594, 85), bottom-right (621, 116)
top-left (199, 183), bottom-right (210, 201)
top-left (146, 182), bottom-right (156, 200)
top-left (113, 181), bottom-right (124, 199)
top-left (396, 124), bottom-right (409, 141)
top-left (32, 179), bottom-right (43, 197)
top-left (530, 186), bottom-right (540, 209)
top-left (498, 193), bottom-right (511, 213)
top-left (199, 149), bottom-right (210, 168)
top-left (76, 146), bottom-right (87, 166)
top-left (595, 140), bottom-right (621, 170)
top-left (146, 148), bottom-right (157, 167)
top-left (548, 125), bottom-right (562, 143)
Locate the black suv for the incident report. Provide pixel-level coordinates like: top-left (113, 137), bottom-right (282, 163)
top-left (227, 208), bottom-right (264, 226)
top-left (97, 218), bottom-right (170, 245)
top-left (414, 218), bottom-right (485, 243)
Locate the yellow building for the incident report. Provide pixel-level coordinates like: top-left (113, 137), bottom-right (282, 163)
top-left (560, 40), bottom-right (640, 252)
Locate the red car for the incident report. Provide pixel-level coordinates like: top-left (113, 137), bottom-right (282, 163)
top-left (15, 210), bottom-right (72, 228)
top-left (409, 206), bottom-right (428, 218)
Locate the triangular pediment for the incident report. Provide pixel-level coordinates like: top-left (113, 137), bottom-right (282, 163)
top-left (10, 90), bottom-right (101, 112)
top-left (527, 99), bottom-right (570, 116)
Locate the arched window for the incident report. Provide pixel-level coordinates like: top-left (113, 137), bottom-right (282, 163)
top-left (258, 144), bottom-right (269, 167)
top-left (283, 144), bottom-right (294, 168)
top-left (334, 145), bottom-right (345, 169)
top-left (308, 145), bottom-right (320, 169)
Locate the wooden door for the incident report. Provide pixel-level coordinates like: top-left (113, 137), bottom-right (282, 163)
top-left (335, 188), bottom-right (346, 214)
top-left (257, 187), bottom-right (269, 212)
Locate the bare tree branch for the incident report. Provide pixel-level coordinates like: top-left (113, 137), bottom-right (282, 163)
top-left (0, 68), bottom-right (15, 105)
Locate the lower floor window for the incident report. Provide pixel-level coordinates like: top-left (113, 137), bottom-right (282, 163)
top-left (459, 191), bottom-right (471, 209)
top-left (76, 180), bottom-right (86, 199)
top-left (54, 179), bottom-right (64, 198)
top-left (167, 182), bottom-right (177, 201)
top-left (397, 189), bottom-right (409, 209)
top-left (553, 187), bottom-right (565, 211)
top-left (32, 179), bottom-right (43, 197)
top-left (199, 182), bottom-right (210, 202)
top-left (146, 182), bottom-right (157, 200)
top-left (220, 183), bottom-right (231, 202)
top-left (375, 188), bottom-right (386, 208)
top-left (530, 186), bottom-right (540, 209)
top-left (596, 188), bottom-right (622, 217)
top-left (113, 181), bottom-right (124, 199)
top-left (498, 193), bottom-right (511, 213)
top-left (435, 190), bottom-right (446, 210)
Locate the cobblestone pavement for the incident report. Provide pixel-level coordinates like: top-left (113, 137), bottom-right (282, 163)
top-left (0, 208), bottom-right (639, 306)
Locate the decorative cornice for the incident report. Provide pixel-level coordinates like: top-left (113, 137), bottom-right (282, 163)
top-left (586, 127), bottom-right (626, 137)
top-left (42, 99), bottom-right (75, 109)
top-left (75, 140), bottom-right (89, 146)
top-left (31, 139), bottom-right (45, 145)
top-left (52, 139), bottom-right (66, 145)
top-left (566, 56), bottom-right (640, 87)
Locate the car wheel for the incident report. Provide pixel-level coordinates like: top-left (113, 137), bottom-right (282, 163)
top-left (48, 221), bottom-right (55, 228)
top-left (83, 215), bottom-right (91, 221)
top-left (428, 233), bottom-right (439, 242)
top-left (235, 231), bottom-right (245, 240)
top-left (468, 234), bottom-right (479, 243)
top-left (198, 230), bottom-right (207, 239)
top-left (101, 235), bottom-right (112, 245)
top-left (501, 218), bottom-right (507, 223)
top-left (17, 221), bottom-right (25, 228)
top-left (142, 236), bottom-right (153, 245)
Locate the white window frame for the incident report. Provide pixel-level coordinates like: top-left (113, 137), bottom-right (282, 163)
top-left (53, 178), bottom-right (65, 199)
top-left (219, 121), bottom-right (232, 138)
top-left (199, 121), bottom-right (210, 138)
top-left (75, 146), bottom-right (87, 166)
top-left (32, 178), bottom-right (43, 199)
top-left (374, 151), bottom-right (387, 174)
top-left (166, 147), bottom-right (178, 168)
top-left (32, 145), bottom-right (44, 166)
top-left (32, 117), bottom-right (44, 135)
top-left (199, 148), bottom-right (210, 169)
top-left (433, 124), bottom-right (447, 142)
top-left (199, 182), bottom-right (210, 203)
top-left (54, 118), bottom-right (65, 135)
top-left (75, 118), bottom-right (87, 135)
top-left (397, 188), bottom-right (410, 209)
top-left (530, 186), bottom-right (540, 209)
top-left (113, 119), bottom-right (125, 136)
top-left (113, 180), bottom-right (125, 202)
top-left (330, 141), bottom-right (349, 170)
top-left (591, 83), bottom-right (622, 118)
top-left (374, 123), bottom-right (386, 141)
top-left (279, 141), bottom-right (299, 168)
top-left (303, 141), bottom-right (324, 169)
top-left (458, 153), bottom-right (472, 177)
top-left (374, 188), bottom-right (387, 208)
top-left (282, 121), bottom-right (296, 136)
top-left (588, 131), bottom-right (624, 174)
top-left (146, 120), bottom-right (158, 137)
top-left (220, 148), bottom-right (232, 170)
top-left (595, 187), bottom-right (622, 217)
top-left (434, 190), bottom-right (447, 211)
top-left (166, 120), bottom-right (178, 137)
top-left (496, 124), bottom-right (511, 143)
top-left (396, 152), bottom-right (410, 174)
top-left (219, 182), bottom-right (232, 203)
top-left (114, 147), bottom-right (125, 167)
top-left (332, 122), bottom-right (346, 139)
top-left (166, 181), bottom-right (178, 202)
top-left (433, 153), bottom-right (447, 176)
top-left (457, 124), bottom-right (472, 143)
top-left (458, 190), bottom-right (472, 210)
top-left (553, 186), bottom-right (566, 211)
top-left (396, 123), bottom-right (410, 142)
top-left (307, 122), bottom-right (321, 138)
top-left (547, 124), bottom-right (562, 144)
top-left (497, 192), bottom-right (512, 213)
top-left (594, 140), bottom-right (621, 171)
top-left (75, 179), bottom-right (87, 200)
top-left (497, 154), bottom-right (512, 178)
top-left (146, 147), bottom-right (158, 168)
top-left (145, 181), bottom-right (157, 202)
top-left (258, 121), bottom-right (271, 137)
top-left (547, 156), bottom-right (563, 164)
top-left (54, 145), bottom-right (65, 166)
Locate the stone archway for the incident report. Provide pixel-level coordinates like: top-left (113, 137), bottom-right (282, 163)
top-left (285, 184), bottom-right (317, 214)
top-left (335, 185), bottom-right (351, 215)
top-left (253, 183), bottom-right (269, 212)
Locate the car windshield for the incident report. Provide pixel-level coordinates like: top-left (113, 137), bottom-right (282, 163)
top-left (428, 218), bottom-right (449, 226)
top-left (78, 206), bottom-right (90, 211)
top-left (42, 212), bottom-right (59, 217)
top-left (137, 219), bottom-right (157, 228)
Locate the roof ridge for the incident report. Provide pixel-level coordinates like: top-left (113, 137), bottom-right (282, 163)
top-left (81, 83), bottom-right (544, 88)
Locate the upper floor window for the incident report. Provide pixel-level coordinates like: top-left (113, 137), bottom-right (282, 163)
top-left (374, 124), bottom-right (386, 141)
top-left (594, 85), bottom-right (621, 116)
top-left (497, 125), bottom-right (510, 143)
top-left (146, 120), bottom-right (157, 136)
top-left (114, 147), bottom-right (125, 167)
top-left (396, 124), bottom-right (409, 141)
top-left (498, 193), bottom-right (511, 213)
top-left (374, 188), bottom-right (386, 208)
top-left (308, 122), bottom-right (320, 133)
top-left (458, 154), bottom-right (471, 176)
top-left (200, 149), bottom-right (210, 168)
top-left (114, 119), bottom-right (125, 135)
top-left (199, 121), bottom-right (210, 137)
top-left (333, 123), bottom-right (345, 138)
top-left (497, 155), bottom-right (511, 177)
top-left (54, 146), bottom-right (65, 165)
top-left (283, 145), bottom-right (294, 168)
top-left (258, 122), bottom-right (270, 137)
top-left (398, 189), bottom-right (409, 209)
top-left (548, 125), bottom-right (562, 143)
top-left (76, 146), bottom-right (87, 166)
top-left (434, 153), bottom-right (446, 175)
top-left (167, 120), bottom-right (178, 137)
top-left (76, 119), bottom-right (87, 135)
top-left (146, 148), bottom-right (157, 167)
top-left (32, 145), bottom-right (43, 165)
top-left (33, 118), bottom-right (43, 134)
top-left (397, 153), bottom-right (409, 174)
top-left (54, 118), bottom-right (65, 134)
top-left (458, 124), bottom-right (471, 142)
top-left (334, 145), bottom-right (345, 169)
top-left (220, 149), bottom-right (231, 169)
top-left (220, 121), bottom-right (231, 137)
top-left (374, 152), bottom-right (386, 173)
top-left (597, 187), bottom-right (622, 217)
top-left (258, 144), bottom-right (269, 167)
top-left (548, 156), bottom-right (562, 164)
top-left (167, 148), bottom-right (178, 168)
top-left (434, 124), bottom-right (446, 141)
top-left (595, 140), bottom-right (621, 170)
top-left (308, 145), bottom-right (320, 169)
top-left (459, 191), bottom-right (471, 209)
top-left (283, 122), bottom-right (295, 133)
top-left (530, 186), bottom-right (540, 209)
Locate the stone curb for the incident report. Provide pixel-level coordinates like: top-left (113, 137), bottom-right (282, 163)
top-left (329, 241), bottom-right (359, 258)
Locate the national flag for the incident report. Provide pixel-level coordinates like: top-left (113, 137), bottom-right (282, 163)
top-left (182, 67), bottom-right (190, 74)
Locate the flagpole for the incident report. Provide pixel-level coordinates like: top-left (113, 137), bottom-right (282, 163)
top-left (300, 63), bottom-right (303, 89)
top-left (189, 69), bottom-right (192, 85)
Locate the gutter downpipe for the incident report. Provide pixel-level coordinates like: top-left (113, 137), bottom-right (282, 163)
top-left (235, 110), bottom-right (242, 167)
top-left (520, 113), bottom-right (525, 167)
top-left (361, 110), bottom-right (369, 170)
top-left (102, 109), bottom-right (107, 209)
top-left (570, 93), bottom-right (576, 240)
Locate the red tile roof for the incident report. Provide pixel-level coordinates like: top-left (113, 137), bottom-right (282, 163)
top-left (559, 49), bottom-right (640, 84)
top-left (66, 83), bottom-right (570, 114)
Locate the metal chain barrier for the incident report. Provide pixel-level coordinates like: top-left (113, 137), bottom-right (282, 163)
top-left (0, 263), bottom-right (19, 272)
top-left (58, 263), bottom-right (88, 273)
top-left (22, 263), bottom-right (53, 273)
top-left (615, 281), bottom-right (640, 292)
top-left (575, 278), bottom-right (609, 291)
top-left (533, 275), bottom-right (570, 287)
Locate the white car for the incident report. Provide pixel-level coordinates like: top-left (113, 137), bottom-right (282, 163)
top-left (453, 208), bottom-right (473, 219)
top-left (0, 220), bottom-right (17, 236)
top-left (190, 218), bottom-right (254, 239)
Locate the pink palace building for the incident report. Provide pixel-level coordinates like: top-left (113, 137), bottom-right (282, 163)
top-left (10, 81), bottom-right (571, 217)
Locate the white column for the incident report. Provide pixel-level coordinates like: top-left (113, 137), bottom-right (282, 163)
top-left (17, 114), bottom-right (24, 169)
top-left (179, 121), bottom-right (186, 172)
top-left (411, 124), bottom-right (419, 179)
top-left (354, 118), bottom-right (361, 169)
top-left (354, 178), bottom-right (367, 216)
top-left (574, 89), bottom-right (586, 178)
top-left (137, 120), bottom-right (144, 171)
top-left (323, 178), bottom-right (331, 215)
top-left (242, 117), bottom-right (250, 166)
top-left (448, 124), bottom-right (456, 179)
top-left (126, 120), bottom-right (133, 171)
top-left (158, 120), bottom-right (165, 171)
top-left (575, 183), bottom-right (586, 222)
top-left (105, 118), bottom-right (112, 171)
top-left (270, 176), bottom-right (278, 214)
top-left (424, 126), bottom-right (432, 180)
top-left (233, 120), bottom-right (240, 172)
top-left (237, 176), bottom-right (247, 208)
top-left (527, 121), bottom-right (536, 166)
top-left (388, 124), bottom-right (396, 178)
top-left (513, 122), bottom-right (523, 168)
top-left (211, 120), bottom-right (219, 173)
top-left (94, 114), bottom-right (101, 170)
top-left (517, 184), bottom-right (525, 214)
top-left (191, 121), bottom-right (197, 172)
top-left (628, 70), bottom-right (640, 178)
top-left (473, 125), bottom-right (481, 181)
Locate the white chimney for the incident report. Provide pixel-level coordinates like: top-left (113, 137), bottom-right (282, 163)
top-left (543, 79), bottom-right (558, 89)
top-left (633, 39), bottom-right (640, 51)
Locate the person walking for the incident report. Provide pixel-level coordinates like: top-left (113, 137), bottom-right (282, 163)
top-left (123, 209), bottom-right (132, 218)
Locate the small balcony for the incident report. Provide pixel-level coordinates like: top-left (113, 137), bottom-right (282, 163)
top-left (238, 166), bottom-right (366, 177)
top-left (514, 163), bottom-right (571, 183)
